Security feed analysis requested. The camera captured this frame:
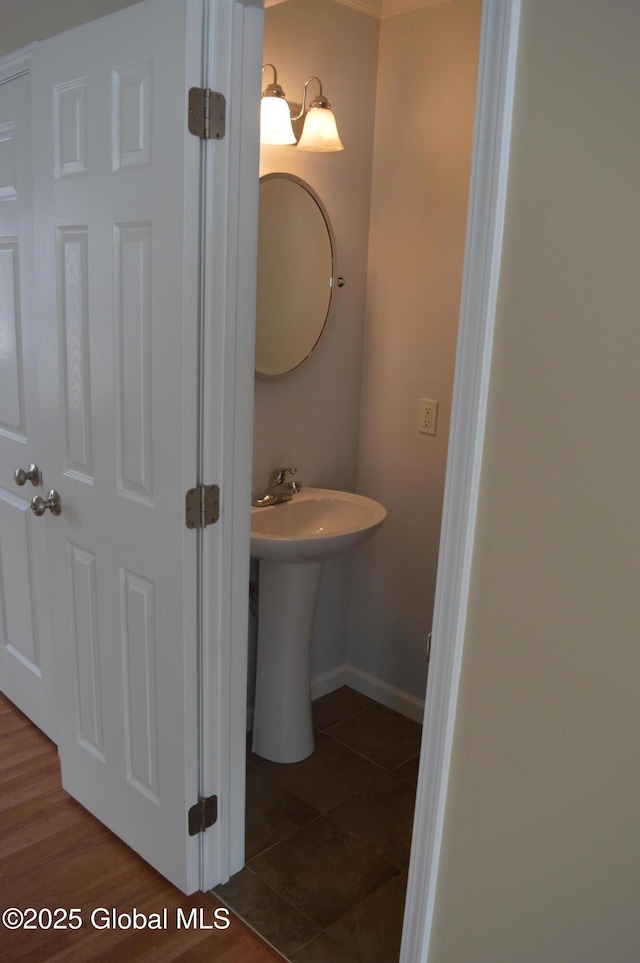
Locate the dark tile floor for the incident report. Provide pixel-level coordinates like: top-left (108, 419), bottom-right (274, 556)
top-left (213, 687), bottom-right (422, 962)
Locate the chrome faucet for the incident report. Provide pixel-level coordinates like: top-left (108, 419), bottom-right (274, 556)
top-left (252, 467), bottom-right (302, 507)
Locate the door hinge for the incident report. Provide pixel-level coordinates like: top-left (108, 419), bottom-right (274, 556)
top-left (188, 795), bottom-right (218, 836)
top-left (186, 485), bottom-right (220, 529)
top-left (188, 87), bottom-right (226, 140)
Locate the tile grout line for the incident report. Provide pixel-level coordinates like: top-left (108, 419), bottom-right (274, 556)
top-left (312, 701), bottom-right (378, 734)
top-left (318, 726), bottom-right (417, 774)
top-left (246, 811), bottom-right (325, 864)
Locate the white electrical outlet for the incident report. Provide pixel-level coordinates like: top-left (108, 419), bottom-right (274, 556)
top-left (419, 398), bottom-right (438, 435)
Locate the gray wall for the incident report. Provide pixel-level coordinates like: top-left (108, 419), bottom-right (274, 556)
top-left (349, 0), bottom-right (480, 702)
top-left (0, 0), bottom-right (140, 57)
top-left (256, 0), bottom-right (479, 708)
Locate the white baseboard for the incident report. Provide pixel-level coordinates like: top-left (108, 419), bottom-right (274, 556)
top-left (308, 663), bottom-right (351, 700)
top-left (247, 663), bottom-right (425, 730)
top-left (312, 664), bottom-right (426, 724)
top-left (340, 665), bottom-right (425, 723)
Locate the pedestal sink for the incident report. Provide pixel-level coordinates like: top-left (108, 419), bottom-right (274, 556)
top-left (250, 488), bottom-right (386, 763)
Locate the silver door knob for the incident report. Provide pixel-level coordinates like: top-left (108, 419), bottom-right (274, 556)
top-left (30, 490), bottom-right (62, 517)
top-left (14, 463), bottom-right (40, 487)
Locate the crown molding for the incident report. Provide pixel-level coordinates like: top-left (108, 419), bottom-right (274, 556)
top-left (380, 0), bottom-right (454, 16)
top-left (264, 0), bottom-right (453, 18)
top-left (326, 0), bottom-right (382, 15)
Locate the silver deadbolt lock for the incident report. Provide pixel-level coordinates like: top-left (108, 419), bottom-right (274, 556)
top-left (30, 490), bottom-right (62, 517)
top-left (14, 463), bottom-right (40, 487)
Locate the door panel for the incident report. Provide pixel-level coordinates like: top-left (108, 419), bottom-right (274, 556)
top-left (0, 68), bottom-right (56, 741)
top-left (32, 0), bottom-right (204, 893)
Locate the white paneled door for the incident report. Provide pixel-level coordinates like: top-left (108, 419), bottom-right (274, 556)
top-left (14, 0), bottom-right (223, 895)
top-left (0, 65), bottom-right (57, 741)
top-left (0, 0), bottom-right (260, 896)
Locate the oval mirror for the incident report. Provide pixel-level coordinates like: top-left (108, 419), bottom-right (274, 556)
top-left (255, 173), bottom-right (336, 378)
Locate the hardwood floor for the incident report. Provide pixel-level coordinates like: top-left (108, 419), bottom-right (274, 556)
top-left (0, 695), bottom-right (281, 962)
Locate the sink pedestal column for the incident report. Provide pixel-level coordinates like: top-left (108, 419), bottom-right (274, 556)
top-left (252, 558), bottom-right (323, 763)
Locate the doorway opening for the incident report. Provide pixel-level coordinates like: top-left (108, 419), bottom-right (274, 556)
top-left (217, 0), bottom-right (484, 959)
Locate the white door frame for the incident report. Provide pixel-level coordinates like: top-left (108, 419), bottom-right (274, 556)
top-left (199, 0), bottom-right (263, 888)
top-left (400, 0), bottom-right (522, 959)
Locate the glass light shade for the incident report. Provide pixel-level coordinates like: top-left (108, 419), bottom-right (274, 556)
top-left (297, 106), bottom-right (344, 152)
top-left (260, 95), bottom-right (296, 145)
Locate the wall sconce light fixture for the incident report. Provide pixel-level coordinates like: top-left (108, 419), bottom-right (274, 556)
top-left (260, 64), bottom-right (296, 145)
top-left (260, 65), bottom-right (343, 152)
top-left (294, 76), bottom-right (343, 152)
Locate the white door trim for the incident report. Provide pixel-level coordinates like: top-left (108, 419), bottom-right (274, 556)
top-left (199, 0), bottom-right (262, 889)
top-left (400, 1), bottom-right (522, 959)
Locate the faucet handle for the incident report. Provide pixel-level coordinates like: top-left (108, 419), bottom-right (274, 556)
top-left (269, 466), bottom-right (297, 487)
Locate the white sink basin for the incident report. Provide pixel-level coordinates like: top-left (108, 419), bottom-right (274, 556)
top-left (250, 487), bottom-right (387, 563)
